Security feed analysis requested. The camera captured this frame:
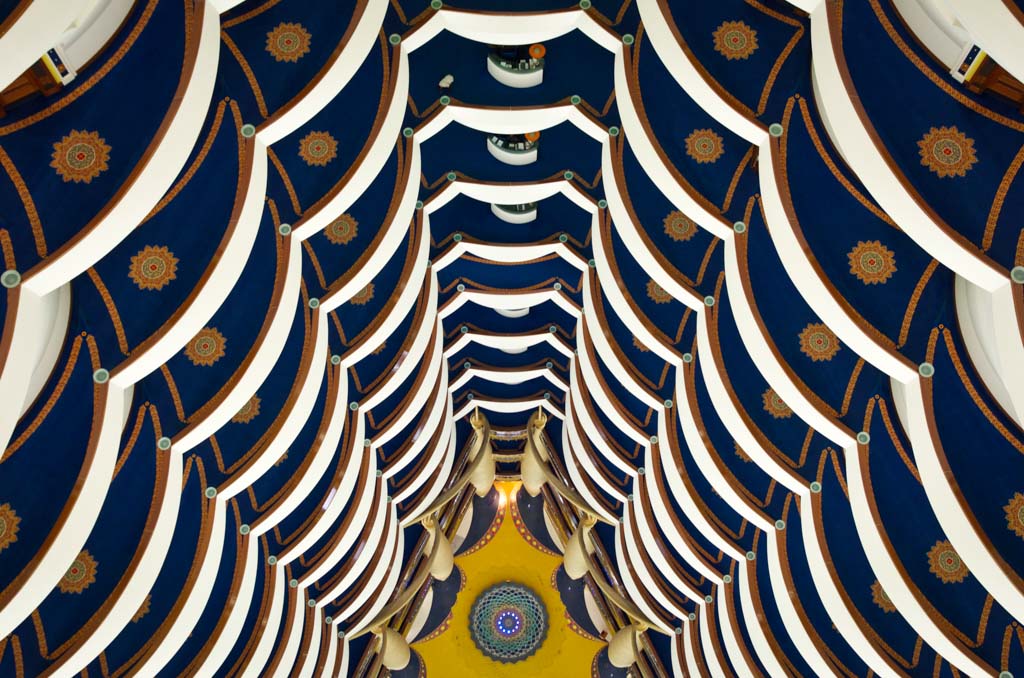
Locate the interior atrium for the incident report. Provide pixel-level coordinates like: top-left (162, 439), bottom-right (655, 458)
top-left (0, 0), bottom-right (1023, 676)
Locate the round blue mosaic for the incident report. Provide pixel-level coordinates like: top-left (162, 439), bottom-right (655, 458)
top-left (469, 583), bottom-right (547, 663)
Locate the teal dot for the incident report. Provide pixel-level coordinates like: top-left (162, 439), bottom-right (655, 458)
top-left (745, 551), bottom-right (755, 561)
top-left (597, 199), bottom-right (607, 209)
top-left (622, 34), bottom-right (634, 45)
top-left (682, 353), bottom-right (693, 363)
top-left (278, 223), bottom-right (292, 236)
top-left (439, 95), bottom-right (451, 105)
top-left (608, 126), bottom-right (619, 137)
top-left (733, 221), bottom-right (746, 233)
top-left (768, 123), bottom-right (784, 137)
top-left (918, 362), bottom-right (934, 378)
top-left (856, 431), bottom-right (870, 445)
top-left (775, 519), bottom-right (785, 530)
top-left (563, 171), bottom-right (574, 180)
top-left (268, 555), bottom-right (277, 565)
top-left (431, 0), bottom-right (442, 8)
top-left (402, 127), bottom-right (414, 138)
top-left (704, 296), bottom-right (715, 306)
top-left (388, 34), bottom-right (401, 45)
top-left (1, 270), bottom-right (21, 288)
top-left (558, 234), bottom-right (568, 243)
top-left (331, 354), bottom-right (341, 365)
top-left (446, 171), bottom-right (457, 181)
top-left (810, 481), bottom-right (822, 493)
top-left (205, 487), bottom-right (217, 498)
top-left (240, 524), bottom-right (250, 535)
top-left (570, 95), bottom-right (581, 105)
top-left (157, 437), bottom-right (172, 451)
top-left (309, 297), bottom-right (320, 309)
top-left (93, 368), bottom-right (109, 384)
top-left (241, 124), bottom-right (256, 138)
top-left (1012, 266), bottom-right (1024, 284)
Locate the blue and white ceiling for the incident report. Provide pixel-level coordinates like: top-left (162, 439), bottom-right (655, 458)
top-left (0, 0), bottom-right (1022, 675)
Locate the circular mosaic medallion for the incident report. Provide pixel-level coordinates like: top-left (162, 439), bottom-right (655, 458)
top-left (350, 283), bottom-right (375, 306)
top-left (469, 583), bottom-right (547, 663)
top-left (298, 131), bottom-right (338, 166)
top-left (870, 580), bottom-right (896, 613)
top-left (0, 502), bottom-right (20, 553)
top-left (132, 594), bottom-right (152, 623)
top-left (663, 210), bottom-right (698, 242)
top-left (646, 279), bottom-right (672, 304)
top-left (232, 395), bottom-right (261, 424)
top-left (59, 550), bottom-right (98, 593)
top-left (917, 126), bottom-right (977, 178)
top-left (927, 539), bottom-right (968, 583)
top-left (266, 22), bottom-right (311, 62)
top-left (713, 20), bottom-right (758, 60)
top-left (129, 245), bottom-right (179, 291)
top-left (799, 322), bottom-right (840, 362)
top-left (847, 240), bottom-right (896, 285)
top-left (51, 130), bottom-right (111, 184)
top-left (761, 388), bottom-right (792, 420)
top-left (185, 327), bottom-right (226, 366)
top-left (684, 129), bottom-right (724, 164)
top-left (325, 214), bottom-right (358, 245)
top-left (1005, 492), bottom-right (1024, 539)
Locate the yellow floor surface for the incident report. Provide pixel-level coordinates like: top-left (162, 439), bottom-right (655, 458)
top-left (415, 483), bottom-right (601, 676)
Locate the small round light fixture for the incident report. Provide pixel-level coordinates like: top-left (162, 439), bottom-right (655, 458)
top-left (1, 270), bottom-right (21, 288)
